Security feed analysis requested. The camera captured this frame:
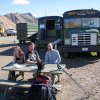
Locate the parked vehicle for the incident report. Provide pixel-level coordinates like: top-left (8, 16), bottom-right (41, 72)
top-left (63, 9), bottom-right (100, 57)
top-left (16, 23), bottom-right (38, 43)
top-left (7, 29), bottom-right (17, 36)
top-left (37, 16), bottom-right (63, 50)
top-left (0, 27), bottom-right (5, 36)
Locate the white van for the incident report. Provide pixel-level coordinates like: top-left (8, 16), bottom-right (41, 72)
top-left (7, 29), bottom-right (17, 36)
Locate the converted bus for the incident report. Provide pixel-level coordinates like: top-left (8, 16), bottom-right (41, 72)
top-left (63, 9), bottom-right (100, 57)
top-left (37, 16), bottom-right (63, 47)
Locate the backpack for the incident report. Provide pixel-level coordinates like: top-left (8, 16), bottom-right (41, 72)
top-left (27, 75), bottom-right (57, 100)
top-left (36, 59), bottom-right (45, 76)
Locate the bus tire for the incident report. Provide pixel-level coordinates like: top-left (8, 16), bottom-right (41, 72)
top-left (64, 53), bottom-right (70, 58)
top-left (97, 52), bottom-right (100, 57)
top-left (19, 40), bottom-right (22, 44)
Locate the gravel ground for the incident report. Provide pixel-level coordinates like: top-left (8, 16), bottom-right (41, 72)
top-left (0, 36), bottom-right (100, 100)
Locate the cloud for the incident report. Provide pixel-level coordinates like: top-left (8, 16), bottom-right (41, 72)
top-left (12, 0), bottom-right (30, 5)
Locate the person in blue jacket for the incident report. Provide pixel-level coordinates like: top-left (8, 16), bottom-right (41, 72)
top-left (45, 43), bottom-right (61, 83)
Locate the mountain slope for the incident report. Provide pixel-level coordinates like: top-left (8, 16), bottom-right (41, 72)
top-left (0, 16), bottom-right (15, 29)
top-left (0, 13), bottom-right (38, 29)
top-left (4, 13), bottom-right (38, 24)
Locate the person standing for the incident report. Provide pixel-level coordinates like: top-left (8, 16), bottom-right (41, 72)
top-left (45, 43), bottom-right (61, 83)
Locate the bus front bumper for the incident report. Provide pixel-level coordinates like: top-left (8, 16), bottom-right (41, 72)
top-left (63, 45), bottom-right (100, 53)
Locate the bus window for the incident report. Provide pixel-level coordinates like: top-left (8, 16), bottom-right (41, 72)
top-left (64, 18), bottom-right (81, 28)
top-left (40, 24), bottom-right (45, 29)
top-left (82, 18), bottom-right (99, 28)
top-left (46, 20), bottom-right (55, 30)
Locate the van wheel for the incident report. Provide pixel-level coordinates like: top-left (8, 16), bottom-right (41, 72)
top-left (19, 41), bottom-right (22, 44)
top-left (1, 34), bottom-right (4, 36)
top-left (23, 40), bottom-right (26, 44)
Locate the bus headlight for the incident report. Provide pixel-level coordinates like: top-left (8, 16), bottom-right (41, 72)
top-left (65, 39), bottom-right (71, 45)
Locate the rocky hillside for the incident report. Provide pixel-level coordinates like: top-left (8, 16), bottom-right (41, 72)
top-left (4, 13), bottom-right (38, 24)
top-left (0, 16), bottom-right (16, 29)
top-left (0, 13), bottom-right (38, 29)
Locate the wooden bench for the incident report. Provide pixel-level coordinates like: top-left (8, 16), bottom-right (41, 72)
top-left (0, 80), bottom-right (32, 97)
top-left (0, 80), bottom-right (32, 88)
top-left (0, 79), bottom-right (62, 97)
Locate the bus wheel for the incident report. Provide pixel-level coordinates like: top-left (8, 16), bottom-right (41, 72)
top-left (97, 52), bottom-right (100, 57)
top-left (64, 53), bottom-right (70, 58)
top-left (19, 40), bottom-right (22, 44)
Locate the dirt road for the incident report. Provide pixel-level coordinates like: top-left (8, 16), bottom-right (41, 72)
top-left (0, 36), bottom-right (100, 100)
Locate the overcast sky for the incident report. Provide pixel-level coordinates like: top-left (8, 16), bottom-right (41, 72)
top-left (0, 0), bottom-right (100, 17)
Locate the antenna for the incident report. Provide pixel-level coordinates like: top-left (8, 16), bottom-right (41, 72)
top-left (45, 10), bottom-right (46, 16)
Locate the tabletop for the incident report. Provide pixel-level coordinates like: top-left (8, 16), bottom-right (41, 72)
top-left (1, 62), bottom-right (66, 73)
top-left (1, 62), bottom-right (66, 85)
top-left (1, 62), bottom-right (37, 72)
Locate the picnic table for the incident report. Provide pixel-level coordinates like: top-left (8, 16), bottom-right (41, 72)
top-left (1, 62), bottom-right (38, 80)
top-left (1, 62), bottom-right (66, 81)
top-left (1, 62), bottom-right (66, 96)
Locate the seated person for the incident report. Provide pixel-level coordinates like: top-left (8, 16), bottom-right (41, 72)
top-left (13, 46), bottom-right (25, 64)
top-left (26, 42), bottom-right (41, 77)
top-left (45, 43), bottom-right (61, 83)
top-left (12, 45), bottom-right (25, 79)
top-left (26, 42), bottom-right (40, 64)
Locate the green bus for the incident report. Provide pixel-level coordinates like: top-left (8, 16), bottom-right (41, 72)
top-left (63, 9), bottom-right (100, 57)
top-left (37, 16), bottom-right (63, 48)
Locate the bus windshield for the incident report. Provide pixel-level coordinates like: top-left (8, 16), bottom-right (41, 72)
top-left (64, 18), bottom-right (100, 28)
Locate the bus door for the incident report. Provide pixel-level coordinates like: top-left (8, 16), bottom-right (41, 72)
top-left (46, 20), bottom-right (56, 42)
top-left (55, 23), bottom-right (62, 39)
